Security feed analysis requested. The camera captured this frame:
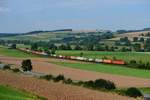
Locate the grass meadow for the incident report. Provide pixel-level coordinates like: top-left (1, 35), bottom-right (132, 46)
top-left (56, 50), bottom-right (150, 63)
top-left (0, 46), bottom-right (38, 58)
top-left (1, 46), bottom-right (150, 78)
top-left (50, 61), bottom-right (150, 79)
top-left (0, 85), bottom-right (44, 100)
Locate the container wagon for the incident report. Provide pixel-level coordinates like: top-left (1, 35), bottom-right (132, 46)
top-left (88, 58), bottom-right (94, 62)
top-left (70, 56), bottom-right (77, 60)
top-left (95, 59), bottom-right (103, 63)
top-left (103, 59), bottom-right (112, 64)
top-left (112, 60), bottom-right (125, 65)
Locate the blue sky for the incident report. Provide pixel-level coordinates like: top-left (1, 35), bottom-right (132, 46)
top-left (0, 0), bottom-right (150, 32)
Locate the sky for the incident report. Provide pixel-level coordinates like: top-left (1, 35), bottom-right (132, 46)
top-left (0, 0), bottom-right (150, 33)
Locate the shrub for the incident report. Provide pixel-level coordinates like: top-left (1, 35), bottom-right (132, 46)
top-left (76, 81), bottom-right (84, 86)
top-left (82, 79), bottom-right (116, 90)
top-left (84, 80), bottom-right (95, 88)
top-left (3, 64), bottom-right (11, 70)
top-left (53, 75), bottom-right (65, 82)
top-left (125, 87), bottom-right (143, 98)
top-left (94, 79), bottom-right (116, 90)
top-left (63, 78), bottom-right (73, 84)
top-left (129, 60), bottom-right (138, 68)
top-left (10, 43), bottom-right (16, 49)
top-left (21, 59), bottom-right (32, 71)
top-left (12, 68), bottom-right (20, 73)
top-left (41, 75), bottom-right (53, 81)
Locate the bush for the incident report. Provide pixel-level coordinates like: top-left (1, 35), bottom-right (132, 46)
top-left (94, 79), bottom-right (116, 90)
top-left (84, 80), bottom-right (95, 88)
top-left (125, 87), bottom-right (143, 98)
top-left (12, 68), bottom-right (20, 73)
top-left (83, 79), bottom-right (116, 90)
top-left (53, 75), bottom-right (65, 82)
top-left (21, 59), bottom-right (32, 71)
top-left (76, 81), bottom-right (84, 86)
top-left (3, 64), bottom-right (11, 70)
top-left (63, 78), bottom-right (73, 84)
top-left (41, 75), bottom-right (53, 81)
top-left (129, 60), bottom-right (137, 67)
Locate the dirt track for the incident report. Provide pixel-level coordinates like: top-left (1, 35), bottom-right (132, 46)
top-left (0, 55), bottom-right (150, 88)
top-left (0, 71), bottom-right (137, 100)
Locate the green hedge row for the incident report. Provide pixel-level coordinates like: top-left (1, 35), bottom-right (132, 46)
top-left (40, 74), bottom-right (143, 98)
top-left (40, 74), bottom-right (116, 90)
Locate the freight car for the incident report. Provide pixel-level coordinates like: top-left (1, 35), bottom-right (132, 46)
top-left (88, 58), bottom-right (94, 62)
top-left (95, 59), bottom-right (103, 63)
top-left (70, 56), bottom-right (77, 60)
top-left (112, 60), bottom-right (125, 65)
top-left (103, 59), bottom-right (112, 64)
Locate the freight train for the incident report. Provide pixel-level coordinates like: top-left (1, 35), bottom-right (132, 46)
top-left (53, 55), bottom-right (125, 65)
top-left (18, 48), bottom-right (126, 65)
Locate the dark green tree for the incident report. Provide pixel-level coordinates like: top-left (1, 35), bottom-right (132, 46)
top-left (74, 45), bottom-right (82, 50)
top-left (144, 38), bottom-right (150, 51)
top-left (139, 37), bottom-right (144, 42)
top-left (21, 59), bottom-right (32, 71)
top-left (133, 43), bottom-right (141, 52)
top-left (66, 43), bottom-right (72, 50)
top-left (31, 43), bottom-right (38, 51)
top-left (133, 37), bottom-right (138, 42)
top-left (11, 43), bottom-right (16, 49)
top-left (80, 52), bottom-right (83, 57)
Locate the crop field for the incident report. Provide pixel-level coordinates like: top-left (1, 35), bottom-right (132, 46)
top-left (109, 31), bottom-right (150, 41)
top-left (0, 70), bottom-right (137, 100)
top-left (0, 46), bottom-right (38, 58)
top-left (0, 32), bottom-right (72, 41)
top-left (17, 44), bottom-right (31, 49)
top-left (50, 60), bottom-right (150, 79)
top-left (56, 50), bottom-right (150, 63)
top-left (1, 46), bottom-right (150, 79)
top-left (0, 85), bottom-right (42, 100)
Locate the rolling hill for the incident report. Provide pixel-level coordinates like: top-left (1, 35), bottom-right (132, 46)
top-left (109, 31), bottom-right (150, 41)
top-left (0, 30), bottom-right (103, 42)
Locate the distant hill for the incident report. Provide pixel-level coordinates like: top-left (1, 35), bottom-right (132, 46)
top-left (0, 33), bottom-right (20, 37)
top-left (0, 29), bottom-right (73, 41)
top-left (0, 29), bottom-right (103, 42)
top-left (110, 30), bottom-right (150, 41)
top-left (143, 28), bottom-right (150, 31)
top-left (116, 28), bottom-right (150, 34)
top-left (1, 28), bottom-right (150, 42)
top-left (23, 29), bottom-right (72, 35)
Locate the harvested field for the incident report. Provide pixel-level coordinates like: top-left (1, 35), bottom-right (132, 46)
top-left (0, 70), bottom-right (137, 100)
top-left (0, 56), bottom-right (150, 88)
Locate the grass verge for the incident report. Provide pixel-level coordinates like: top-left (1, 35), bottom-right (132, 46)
top-left (49, 61), bottom-right (150, 79)
top-left (0, 46), bottom-right (38, 58)
top-left (0, 85), bottom-right (46, 100)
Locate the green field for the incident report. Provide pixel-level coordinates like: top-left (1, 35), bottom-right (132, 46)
top-left (1, 46), bottom-right (150, 78)
top-left (17, 44), bottom-right (31, 49)
top-left (140, 87), bottom-right (150, 94)
top-left (56, 50), bottom-right (150, 63)
top-left (50, 61), bottom-right (150, 79)
top-left (0, 46), bottom-right (38, 58)
top-left (0, 85), bottom-right (45, 100)
top-left (0, 32), bottom-right (71, 41)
